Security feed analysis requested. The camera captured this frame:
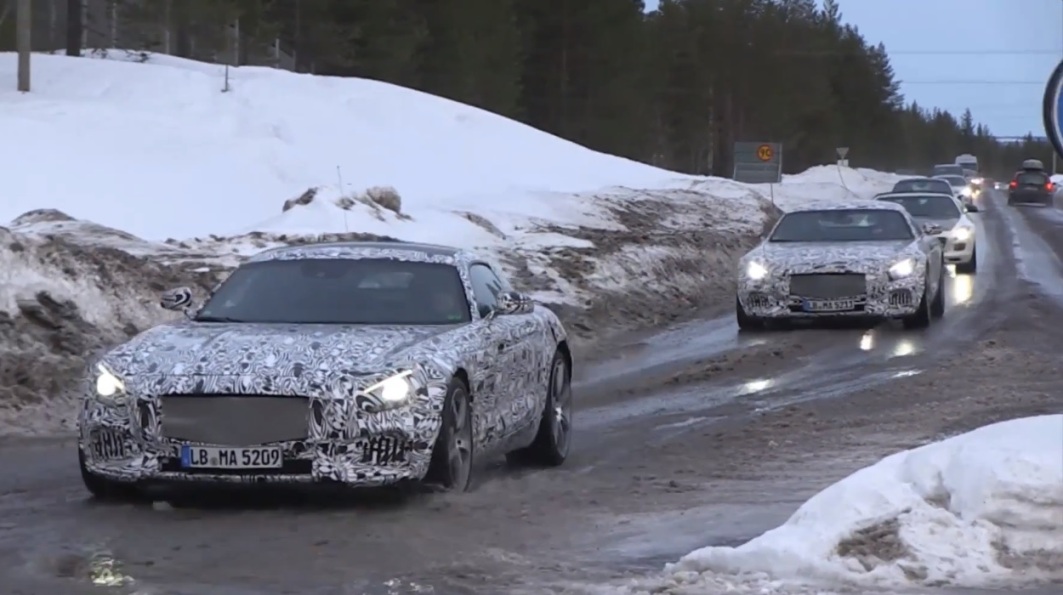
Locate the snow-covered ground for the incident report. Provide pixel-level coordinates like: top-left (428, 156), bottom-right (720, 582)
top-left (576, 415), bottom-right (1063, 594)
top-left (0, 50), bottom-right (900, 434)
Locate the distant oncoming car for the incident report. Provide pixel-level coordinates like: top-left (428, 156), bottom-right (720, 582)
top-left (933, 174), bottom-right (976, 208)
top-left (79, 241), bottom-right (573, 498)
top-left (736, 200), bottom-right (945, 330)
top-left (876, 192), bottom-right (978, 273)
top-left (888, 177), bottom-right (954, 197)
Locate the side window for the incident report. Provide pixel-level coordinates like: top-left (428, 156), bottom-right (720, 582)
top-left (469, 264), bottom-right (504, 318)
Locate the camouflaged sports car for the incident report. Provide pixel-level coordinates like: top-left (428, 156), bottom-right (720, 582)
top-left (736, 200), bottom-right (946, 330)
top-left (78, 241), bottom-right (573, 498)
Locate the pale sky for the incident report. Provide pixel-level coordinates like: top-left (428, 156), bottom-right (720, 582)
top-left (643, 0), bottom-right (1063, 138)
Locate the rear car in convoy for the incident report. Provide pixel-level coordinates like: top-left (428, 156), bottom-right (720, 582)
top-left (1007, 159), bottom-right (1055, 207)
top-left (736, 200), bottom-right (945, 330)
top-left (932, 163), bottom-right (966, 177)
top-left (875, 192), bottom-right (978, 273)
top-left (79, 241), bottom-right (573, 499)
top-left (886, 177), bottom-right (955, 197)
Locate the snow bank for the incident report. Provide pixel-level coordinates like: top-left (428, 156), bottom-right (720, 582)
top-left (626, 415), bottom-right (1063, 593)
top-left (0, 50), bottom-right (897, 434)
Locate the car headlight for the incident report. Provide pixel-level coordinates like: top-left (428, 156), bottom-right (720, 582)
top-left (746, 261), bottom-right (768, 280)
top-left (952, 226), bottom-right (973, 241)
top-left (365, 370), bottom-right (414, 408)
top-left (888, 258), bottom-right (915, 280)
top-left (94, 363), bottom-right (126, 403)
top-left (972, 177), bottom-right (983, 184)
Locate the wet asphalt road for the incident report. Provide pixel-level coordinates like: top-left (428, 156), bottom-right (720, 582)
top-left (0, 189), bottom-right (1054, 594)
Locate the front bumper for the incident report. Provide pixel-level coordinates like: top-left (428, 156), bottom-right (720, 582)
top-left (78, 393), bottom-right (443, 488)
top-left (738, 271), bottom-right (924, 319)
top-left (936, 234), bottom-right (974, 265)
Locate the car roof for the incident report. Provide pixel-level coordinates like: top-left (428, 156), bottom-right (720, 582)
top-left (248, 240), bottom-right (465, 263)
top-left (785, 199), bottom-right (909, 213)
top-left (876, 192), bottom-right (956, 200)
top-left (895, 177), bottom-right (945, 182)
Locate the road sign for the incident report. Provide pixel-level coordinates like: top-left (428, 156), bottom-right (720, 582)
top-left (837, 147), bottom-right (849, 159)
top-left (1044, 58), bottom-right (1063, 159)
top-left (734, 141), bottom-right (782, 184)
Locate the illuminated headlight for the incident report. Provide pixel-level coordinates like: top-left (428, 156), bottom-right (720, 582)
top-left (365, 370), bottom-right (414, 409)
top-left (952, 226), bottom-right (973, 241)
top-left (94, 363), bottom-right (127, 403)
top-left (888, 258), bottom-right (915, 280)
top-left (971, 177), bottom-right (983, 184)
top-left (745, 261), bottom-right (768, 280)
top-left (960, 187), bottom-right (972, 196)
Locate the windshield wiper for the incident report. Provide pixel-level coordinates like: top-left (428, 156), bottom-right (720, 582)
top-left (193, 315), bottom-right (247, 323)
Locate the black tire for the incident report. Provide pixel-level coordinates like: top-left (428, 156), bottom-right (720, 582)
top-left (425, 377), bottom-right (475, 491)
top-left (735, 297), bottom-right (765, 331)
top-left (506, 349), bottom-right (572, 468)
top-left (955, 245), bottom-right (977, 274)
top-left (902, 273), bottom-right (933, 329)
top-left (930, 263), bottom-right (946, 318)
top-left (78, 448), bottom-right (142, 502)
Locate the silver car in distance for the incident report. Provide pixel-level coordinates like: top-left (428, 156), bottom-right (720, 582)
top-left (736, 200), bottom-right (946, 330)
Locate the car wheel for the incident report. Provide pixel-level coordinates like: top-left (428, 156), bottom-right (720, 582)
top-left (902, 274), bottom-right (933, 329)
top-left (955, 245), bottom-right (977, 274)
top-left (735, 296), bottom-right (765, 331)
top-left (425, 376), bottom-right (474, 491)
top-left (78, 448), bottom-right (142, 502)
top-left (506, 349), bottom-right (571, 468)
top-left (930, 263), bottom-right (946, 318)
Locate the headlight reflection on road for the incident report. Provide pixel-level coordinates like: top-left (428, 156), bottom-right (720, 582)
top-left (743, 378), bottom-right (773, 393)
top-left (893, 340), bottom-right (916, 357)
top-left (859, 331), bottom-right (874, 351)
top-left (951, 272), bottom-right (974, 304)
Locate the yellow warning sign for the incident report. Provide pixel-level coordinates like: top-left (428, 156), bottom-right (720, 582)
top-left (756, 144), bottom-right (774, 161)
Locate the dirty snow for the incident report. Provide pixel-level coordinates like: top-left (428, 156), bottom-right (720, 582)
top-left (0, 50), bottom-right (900, 435)
top-left (599, 415), bottom-right (1063, 594)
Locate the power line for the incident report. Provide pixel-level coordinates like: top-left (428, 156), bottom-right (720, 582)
top-left (772, 49), bottom-right (1062, 56)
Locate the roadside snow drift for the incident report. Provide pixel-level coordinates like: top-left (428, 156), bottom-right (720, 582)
top-left (648, 415), bottom-right (1063, 592)
top-left (0, 50), bottom-right (901, 435)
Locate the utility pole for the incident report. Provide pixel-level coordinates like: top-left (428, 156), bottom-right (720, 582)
top-left (16, 0), bottom-right (30, 91)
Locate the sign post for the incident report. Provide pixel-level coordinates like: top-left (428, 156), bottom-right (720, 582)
top-left (1043, 59), bottom-right (1063, 159)
top-left (733, 142), bottom-right (782, 205)
top-left (836, 146), bottom-right (849, 167)
top-left (733, 142), bottom-right (782, 184)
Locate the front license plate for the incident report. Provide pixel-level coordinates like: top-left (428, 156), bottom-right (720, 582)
top-left (180, 445), bottom-right (283, 469)
top-left (803, 299), bottom-right (855, 312)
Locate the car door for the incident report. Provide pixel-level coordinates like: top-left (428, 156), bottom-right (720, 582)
top-left (914, 219), bottom-right (943, 294)
top-left (467, 262), bottom-right (541, 439)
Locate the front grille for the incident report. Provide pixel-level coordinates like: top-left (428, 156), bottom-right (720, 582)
top-left (889, 289), bottom-right (914, 306)
top-left (160, 395), bottom-right (309, 445)
top-left (788, 273), bottom-right (866, 299)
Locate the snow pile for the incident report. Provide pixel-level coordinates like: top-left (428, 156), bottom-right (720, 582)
top-left (0, 51), bottom-right (894, 434)
top-left (613, 415), bottom-right (1063, 594)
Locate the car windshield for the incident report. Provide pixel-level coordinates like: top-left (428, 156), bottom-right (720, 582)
top-left (878, 194), bottom-right (960, 220)
top-left (940, 176), bottom-right (967, 187)
top-left (195, 258), bottom-right (472, 325)
top-left (769, 209), bottom-right (914, 242)
top-left (892, 179), bottom-right (951, 194)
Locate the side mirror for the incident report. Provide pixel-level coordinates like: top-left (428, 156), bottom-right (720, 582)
top-left (964, 204), bottom-right (979, 213)
top-left (160, 287), bottom-right (195, 318)
top-left (922, 223), bottom-right (943, 236)
top-left (493, 291), bottom-right (534, 316)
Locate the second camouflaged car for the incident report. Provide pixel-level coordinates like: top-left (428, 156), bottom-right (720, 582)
top-left (78, 241), bottom-right (573, 499)
top-left (736, 200), bottom-right (945, 330)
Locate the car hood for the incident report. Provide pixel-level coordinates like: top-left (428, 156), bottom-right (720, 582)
top-left (102, 322), bottom-right (457, 379)
top-left (911, 215), bottom-right (961, 231)
top-left (750, 240), bottom-right (915, 273)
